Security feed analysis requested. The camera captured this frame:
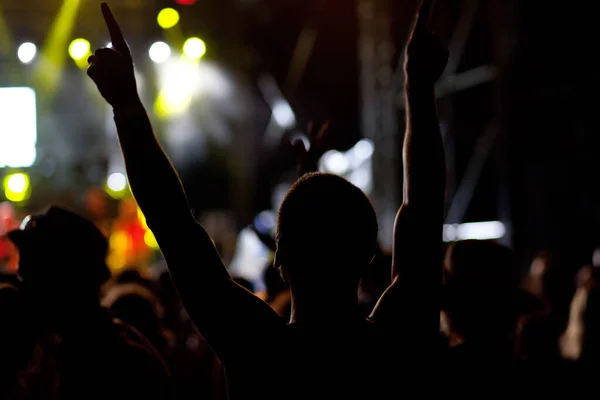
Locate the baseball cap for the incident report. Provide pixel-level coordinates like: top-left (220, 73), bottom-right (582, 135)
top-left (7, 205), bottom-right (110, 286)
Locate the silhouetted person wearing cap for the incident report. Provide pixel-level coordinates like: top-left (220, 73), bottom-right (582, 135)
top-left (8, 206), bottom-right (172, 399)
top-left (88, 1), bottom-right (447, 398)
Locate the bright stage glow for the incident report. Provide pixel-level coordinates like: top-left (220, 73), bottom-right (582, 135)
top-left (0, 87), bottom-right (37, 168)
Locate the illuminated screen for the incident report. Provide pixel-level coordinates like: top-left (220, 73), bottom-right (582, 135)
top-left (0, 87), bottom-right (37, 167)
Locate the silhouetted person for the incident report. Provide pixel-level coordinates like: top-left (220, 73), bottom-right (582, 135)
top-left (102, 282), bottom-right (169, 355)
top-left (0, 283), bottom-right (36, 398)
top-left (88, 2), bottom-right (447, 398)
top-left (520, 252), bottom-right (565, 370)
top-left (115, 267), bottom-right (154, 289)
top-left (442, 240), bottom-right (543, 393)
top-left (7, 206), bottom-right (172, 399)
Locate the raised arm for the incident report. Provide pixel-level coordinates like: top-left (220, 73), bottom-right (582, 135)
top-left (371, 1), bottom-right (447, 333)
top-left (87, 3), bottom-right (281, 363)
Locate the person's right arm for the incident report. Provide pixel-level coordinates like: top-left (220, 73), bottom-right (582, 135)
top-left (87, 3), bottom-right (282, 364)
top-left (370, 0), bottom-right (448, 338)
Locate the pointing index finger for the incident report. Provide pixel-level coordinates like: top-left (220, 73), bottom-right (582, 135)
top-left (101, 2), bottom-right (130, 56)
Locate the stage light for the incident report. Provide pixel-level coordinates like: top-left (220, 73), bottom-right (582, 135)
top-left (321, 150), bottom-right (349, 175)
top-left (68, 38), bottom-right (91, 61)
top-left (3, 173), bottom-right (31, 203)
top-left (144, 230), bottom-right (159, 249)
top-left (443, 221), bottom-right (506, 242)
top-left (17, 43), bottom-right (37, 64)
top-left (157, 8), bottom-right (180, 29)
top-left (183, 37), bottom-right (206, 60)
top-left (272, 99), bottom-right (295, 129)
top-left (175, 0), bottom-right (197, 5)
top-left (137, 207), bottom-right (148, 229)
top-left (149, 41), bottom-right (171, 64)
top-left (353, 139), bottom-right (374, 160)
top-left (106, 172), bottom-right (127, 199)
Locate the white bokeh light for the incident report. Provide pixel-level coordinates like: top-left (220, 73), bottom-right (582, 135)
top-left (443, 221), bottom-right (506, 242)
top-left (17, 42), bottom-right (37, 64)
top-left (272, 99), bottom-right (295, 129)
top-left (149, 41), bottom-right (171, 64)
top-left (107, 172), bottom-right (127, 192)
top-left (353, 139), bottom-right (374, 160)
top-left (322, 150), bottom-right (349, 175)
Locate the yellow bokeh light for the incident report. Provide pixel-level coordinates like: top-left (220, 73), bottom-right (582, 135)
top-left (69, 38), bottom-right (91, 60)
top-left (144, 230), bottom-right (159, 249)
top-left (157, 8), bottom-right (180, 29)
top-left (3, 173), bottom-right (31, 203)
top-left (137, 208), bottom-right (148, 229)
top-left (109, 230), bottom-right (130, 252)
top-left (109, 230), bottom-right (131, 253)
top-left (183, 37), bottom-right (206, 60)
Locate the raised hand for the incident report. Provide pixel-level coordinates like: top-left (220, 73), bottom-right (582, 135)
top-left (87, 3), bottom-right (140, 108)
top-left (291, 121), bottom-right (331, 177)
top-left (404, 0), bottom-right (449, 86)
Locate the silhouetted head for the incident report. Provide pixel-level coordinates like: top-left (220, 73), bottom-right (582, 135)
top-left (275, 173), bottom-right (378, 295)
top-left (443, 240), bottom-right (542, 342)
top-left (7, 206), bottom-right (110, 307)
top-left (115, 267), bottom-right (153, 289)
top-left (102, 283), bottom-right (166, 352)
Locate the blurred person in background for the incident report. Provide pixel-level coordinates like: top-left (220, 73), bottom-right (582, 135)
top-left (0, 202), bottom-right (20, 274)
top-left (519, 252), bottom-right (571, 376)
top-left (558, 282), bottom-right (600, 391)
top-left (155, 271), bottom-right (228, 400)
top-left (113, 266), bottom-right (156, 289)
top-left (102, 281), bottom-right (169, 356)
top-left (7, 206), bottom-right (172, 399)
top-left (442, 240), bottom-right (543, 393)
